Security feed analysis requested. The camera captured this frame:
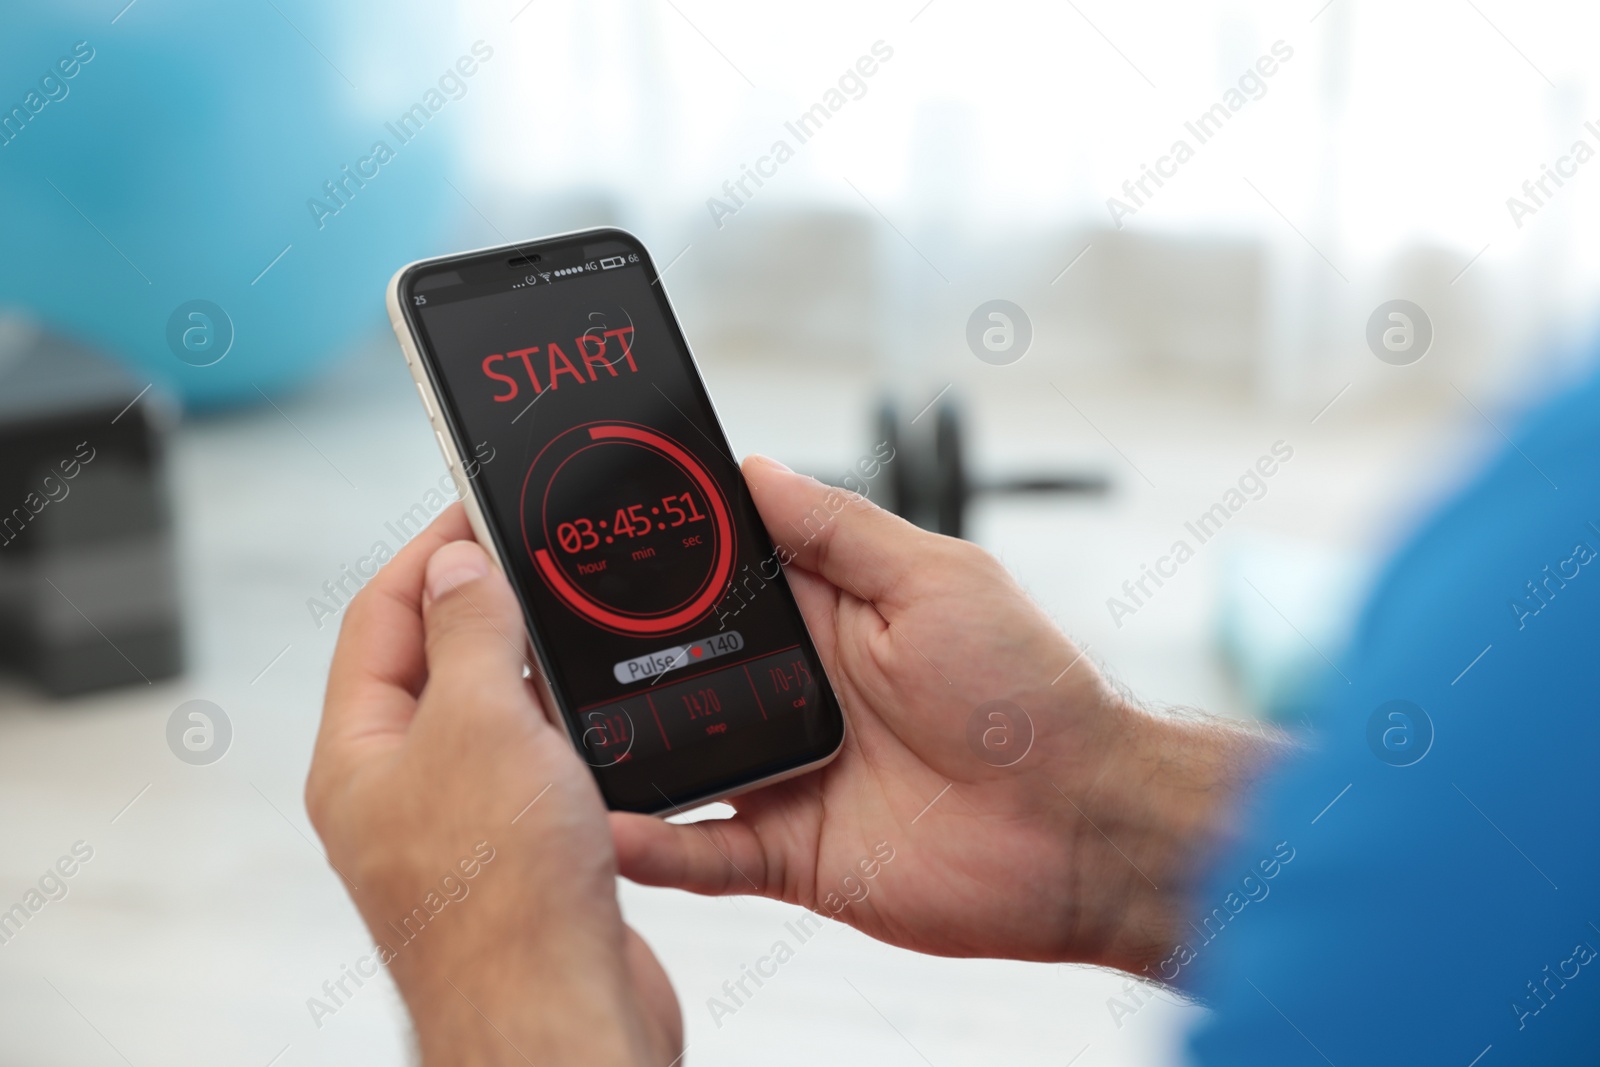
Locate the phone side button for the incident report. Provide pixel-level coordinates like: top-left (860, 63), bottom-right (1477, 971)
top-left (415, 381), bottom-right (436, 420)
top-left (435, 430), bottom-right (456, 470)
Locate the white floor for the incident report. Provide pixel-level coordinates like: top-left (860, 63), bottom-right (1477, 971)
top-left (0, 333), bottom-right (1480, 1067)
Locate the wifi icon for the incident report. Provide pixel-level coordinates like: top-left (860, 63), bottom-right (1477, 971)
top-left (540, 272), bottom-right (552, 282)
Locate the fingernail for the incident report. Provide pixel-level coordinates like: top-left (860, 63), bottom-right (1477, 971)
top-left (426, 540), bottom-right (490, 604)
top-left (750, 454), bottom-right (792, 473)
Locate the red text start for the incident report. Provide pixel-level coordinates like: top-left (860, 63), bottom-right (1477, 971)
top-left (482, 326), bottom-right (637, 402)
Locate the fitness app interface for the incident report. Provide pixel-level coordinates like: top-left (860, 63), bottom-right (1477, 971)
top-left (408, 234), bottom-right (841, 811)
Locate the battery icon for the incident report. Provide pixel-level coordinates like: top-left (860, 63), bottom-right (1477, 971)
top-left (599, 256), bottom-right (627, 270)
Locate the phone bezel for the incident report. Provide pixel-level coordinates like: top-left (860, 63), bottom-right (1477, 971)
top-left (385, 227), bottom-right (846, 815)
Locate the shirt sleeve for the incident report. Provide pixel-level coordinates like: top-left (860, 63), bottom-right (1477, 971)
top-left (1185, 369), bottom-right (1600, 1065)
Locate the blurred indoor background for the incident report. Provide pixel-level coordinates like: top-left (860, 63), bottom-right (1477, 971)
top-left (1, 0), bottom-right (1597, 1064)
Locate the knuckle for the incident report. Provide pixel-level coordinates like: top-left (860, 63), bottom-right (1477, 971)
top-left (948, 534), bottom-right (998, 572)
top-left (303, 764), bottom-right (335, 836)
top-left (424, 668), bottom-right (526, 725)
top-left (423, 593), bottom-right (483, 645)
top-left (337, 581), bottom-right (380, 638)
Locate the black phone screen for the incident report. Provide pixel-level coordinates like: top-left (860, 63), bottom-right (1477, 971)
top-left (399, 229), bottom-right (844, 813)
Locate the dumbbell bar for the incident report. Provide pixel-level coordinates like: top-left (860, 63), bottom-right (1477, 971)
top-left (810, 394), bottom-right (1110, 540)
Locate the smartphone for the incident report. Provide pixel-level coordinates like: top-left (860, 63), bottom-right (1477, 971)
top-left (386, 229), bottom-right (845, 814)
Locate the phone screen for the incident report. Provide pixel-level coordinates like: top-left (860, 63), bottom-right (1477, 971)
top-left (399, 230), bottom-right (844, 813)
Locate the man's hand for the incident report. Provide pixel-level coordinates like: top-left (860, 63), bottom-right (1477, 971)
top-left (307, 505), bottom-right (681, 1066)
top-left (612, 457), bottom-right (1285, 974)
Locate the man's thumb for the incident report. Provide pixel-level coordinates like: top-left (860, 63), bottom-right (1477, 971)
top-left (421, 539), bottom-right (530, 694)
top-left (741, 454), bottom-right (927, 608)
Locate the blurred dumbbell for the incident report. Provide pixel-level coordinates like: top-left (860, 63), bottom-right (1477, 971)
top-left (0, 321), bottom-right (183, 695)
top-left (820, 394), bottom-right (1110, 539)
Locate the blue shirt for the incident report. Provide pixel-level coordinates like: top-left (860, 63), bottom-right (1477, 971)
top-left (1187, 366), bottom-right (1600, 1064)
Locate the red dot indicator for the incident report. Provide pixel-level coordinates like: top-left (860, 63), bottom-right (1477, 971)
top-left (690, 647), bottom-right (703, 658)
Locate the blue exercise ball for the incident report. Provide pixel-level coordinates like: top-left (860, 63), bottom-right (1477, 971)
top-left (0, 1), bottom-right (459, 409)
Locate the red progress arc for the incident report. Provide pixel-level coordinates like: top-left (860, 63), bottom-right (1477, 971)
top-left (523, 421), bottom-right (736, 636)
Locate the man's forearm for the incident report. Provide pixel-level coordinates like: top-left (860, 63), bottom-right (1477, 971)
top-left (407, 964), bottom-right (650, 1067)
top-left (396, 918), bottom-right (657, 1067)
top-left (1067, 697), bottom-right (1294, 975)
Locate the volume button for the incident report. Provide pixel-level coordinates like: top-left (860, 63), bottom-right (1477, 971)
top-left (435, 430), bottom-right (456, 470)
top-left (416, 381), bottom-right (436, 420)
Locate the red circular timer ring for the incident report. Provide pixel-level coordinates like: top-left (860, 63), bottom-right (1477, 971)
top-left (519, 421), bottom-right (737, 636)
